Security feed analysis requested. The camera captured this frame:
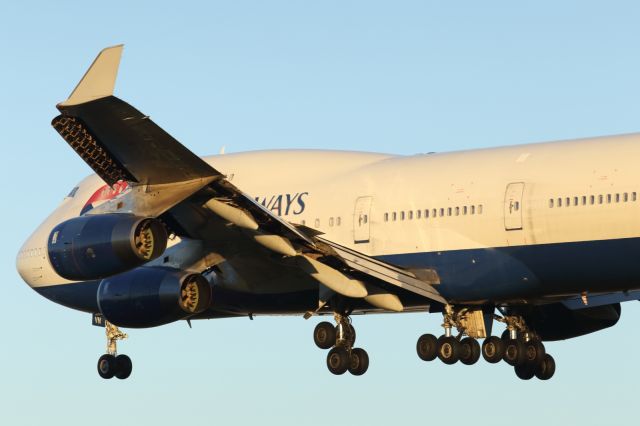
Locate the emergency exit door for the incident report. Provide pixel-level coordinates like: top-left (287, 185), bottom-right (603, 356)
top-left (504, 182), bottom-right (524, 231)
top-left (354, 196), bottom-right (373, 243)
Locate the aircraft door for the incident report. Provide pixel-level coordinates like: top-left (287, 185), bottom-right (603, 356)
top-left (354, 196), bottom-right (373, 243)
top-left (504, 182), bottom-right (525, 230)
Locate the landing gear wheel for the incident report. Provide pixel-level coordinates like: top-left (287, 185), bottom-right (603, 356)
top-left (348, 348), bottom-right (369, 376)
top-left (314, 321), bottom-right (336, 349)
top-left (524, 339), bottom-right (546, 366)
top-left (416, 334), bottom-right (438, 361)
top-left (115, 354), bottom-right (132, 380)
top-left (503, 338), bottom-right (526, 366)
top-left (482, 336), bottom-right (505, 363)
top-left (326, 347), bottom-right (349, 375)
top-left (437, 336), bottom-right (460, 365)
top-left (459, 337), bottom-right (481, 365)
top-left (535, 354), bottom-right (556, 380)
top-left (97, 354), bottom-right (117, 379)
top-left (514, 362), bottom-right (536, 380)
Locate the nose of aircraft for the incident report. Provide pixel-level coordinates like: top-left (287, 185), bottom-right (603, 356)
top-left (16, 233), bottom-right (49, 287)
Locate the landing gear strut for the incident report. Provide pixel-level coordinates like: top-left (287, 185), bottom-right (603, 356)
top-left (314, 313), bottom-right (369, 376)
top-left (97, 321), bottom-right (133, 380)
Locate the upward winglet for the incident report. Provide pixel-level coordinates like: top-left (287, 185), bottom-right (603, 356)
top-left (59, 45), bottom-right (123, 107)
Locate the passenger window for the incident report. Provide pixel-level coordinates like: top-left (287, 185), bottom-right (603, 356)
top-left (607, 194), bottom-right (612, 204)
top-left (558, 198), bottom-right (562, 207)
top-left (478, 204), bottom-right (483, 214)
top-left (416, 210), bottom-right (421, 219)
top-left (400, 211), bottom-right (405, 221)
top-left (566, 197), bottom-right (570, 206)
top-left (384, 213), bottom-right (389, 222)
top-left (624, 193), bottom-right (629, 202)
top-left (329, 217), bottom-right (334, 227)
top-left (447, 207), bottom-right (452, 216)
top-left (315, 219), bottom-right (320, 228)
top-left (392, 212), bottom-right (397, 221)
top-left (633, 192), bottom-right (637, 201)
top-left (301, 219), bottom-right (306, 226)
top-left (455, 207), bottom-right (460, 216)
top-left (471, 205), bottom-right (475, 215)
top-left (439, 208), bottom-right (444, 217)
top-left (425, 209), bottom-right (429, 218)
top-left (615, 193), bottom-right (620, 203)
top-left (463, 206), bottom-right (468, 215)
top-left (549, 199), bottom-right (554, 208)
top-left (514, 201), bottom-right (520, 211)
top-left (582, 196), bottom-right (586, 206)
top-left (433, 208), bottom-right (437, 218)
top-left (590, 195), bottom-right (595, 205)
top-left (363, 214), bottom-right (368, 224)
top-left (598, 195), bottom-right (603, 204)
top-left (337, 217), bottom-right (341, 226)
top-left (574, 197), bottom-right (578, 206)
top-left (408, 211), bottom-right (413, 220)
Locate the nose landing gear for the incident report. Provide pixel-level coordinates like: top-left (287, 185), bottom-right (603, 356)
top-left (97, 321), bottom-right (133, 380)
top-left (314, 313), bottom-right (369, 376)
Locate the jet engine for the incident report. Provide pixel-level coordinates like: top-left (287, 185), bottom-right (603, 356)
top-left (97, 267), bottom-right (212, 328)
top-left (48, 214), bottom-right (168, 280)
top-left (523, 302), bottom-right (621, 341)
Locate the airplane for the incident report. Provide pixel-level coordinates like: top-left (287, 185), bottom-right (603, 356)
top-left (16, 45), bottom-right (640, 381)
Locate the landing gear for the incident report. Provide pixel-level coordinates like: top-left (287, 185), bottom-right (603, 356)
top-left (415, 306), bottom-right (557, 381)
top-left (97, 321), bottom-right (132, 380)
top-left (315, 313), bottom-right (369, 376)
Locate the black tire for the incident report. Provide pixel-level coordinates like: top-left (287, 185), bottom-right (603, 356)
top-left (514, 363), bottom-right (536, 380)
top-left (437, 336), bottom-right (460, 365)
top-left (459, 337), bottom-right (481, 365)
top-left (314, 321), bottom-right (336, 349)
top-left (115, 354), bottom-right (132, 380)
top-left (524, 339), bottom-right (546, 366)
top-left (482, 336), bottom-right (505, 363)
top-left (348, 348), bottom-right (369, 376)
top-left (535, 354), bottom-right (556, 380)
top-left (326, 346), bottom-right (349, 375)
top-left (97, 354), bottom-right (117, 379)
top-left (504, 338), bottom-right (526, 366)
top-left (416, 334), bottom-right (438, 361)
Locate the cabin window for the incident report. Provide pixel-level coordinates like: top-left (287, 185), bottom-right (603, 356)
top-left (566, 197), bottom-right (570, 206)
top-left (582, 196), bottom-right (587, 206)
top-left (424, 209), bottom-right (429, 218)
top-left (447, 207), bottom-right (452, 216)
top-left (363, 214), bottom-right (368, 224)
top-left (558, 198), bottom-right (562, 207)
top-left (471, 205), bottom-right (476, 215)
top-left (433, 208), bottom-right (437, 218)
top-left (384, 213), bottom-right (389, 222)
top-left (598, 195), bottom-right (603, 204)
top-left (478, 204), bottom-right (484, 214)
top-left (607, 194), bottom-right (612, 204)
top-left (463, 206), bottom-right (468, 215)
top-left (301, 219), bottom-right (306, 226)
top-left (315, 219), bottom-right (320, 228)
top-left (514, 201), bottom-right (520, 211)
top-left (392, 212), bottom-right (397, 221)
top-left (416, 210), bottom-right (421, 219)
top-left (633, 192), bottom-right (637, 201)
top-left (624, 193), bottom-right (629, 202)
top-left (615, 193), bottom-right (620, 203)
top-left (454, 207), bottom-right (459, 216)
top-left (408, 211), bottom-right (413, 220)
top-left (329, 217), bottom-right (334, 227)
top-left (573, 196), bottom-right (578, 206)
top-left (549, 199), bottom-right (554, 208)
top-left (439, 208), bottom-right (444, 217)
top-left (590, 195), bottom-right (595, 205)
top-left (400, 211), bottom-right (405, 221)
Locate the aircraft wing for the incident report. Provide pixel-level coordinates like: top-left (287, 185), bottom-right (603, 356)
top-left (52, 45), bottom-right (446, 311)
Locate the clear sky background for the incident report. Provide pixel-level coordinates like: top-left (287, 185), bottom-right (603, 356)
top-left (1, 1), bottom-right (639, 425)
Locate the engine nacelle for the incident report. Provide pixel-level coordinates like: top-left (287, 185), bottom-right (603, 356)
top-left (97, 267), bottom-right (212, 328)
top-left (48, 214), bottom-right (168, 280)
top-left (524, 303), bottom-right (621, 341)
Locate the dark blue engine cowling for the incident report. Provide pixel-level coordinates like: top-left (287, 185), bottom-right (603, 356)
top-left (48, 214), bottom-right (168, 280)
top-left (97, 267), bottom-right (212, 328)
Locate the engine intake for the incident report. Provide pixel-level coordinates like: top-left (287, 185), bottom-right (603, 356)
top-left (48, 214), bottom-right (167, 280)
top-left (97, 267), bottom-right (212, 328)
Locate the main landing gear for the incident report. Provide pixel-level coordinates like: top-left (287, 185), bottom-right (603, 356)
top-left (313, 313), bottom-right (369, 376)
top-left (416, 306), bottom-right (556, 381)
top-left (97, 321), bottom-right (133, 380)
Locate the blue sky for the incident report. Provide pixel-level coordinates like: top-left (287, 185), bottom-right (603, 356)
top-left (1, 1), bottom-right (640, 425)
